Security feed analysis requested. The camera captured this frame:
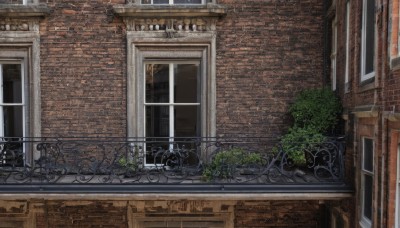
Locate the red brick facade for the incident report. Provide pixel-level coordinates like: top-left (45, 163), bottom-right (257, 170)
top-left (0, 0), bottom-right (353, 227)
top-left (333, 0), bottom-right (400, 227)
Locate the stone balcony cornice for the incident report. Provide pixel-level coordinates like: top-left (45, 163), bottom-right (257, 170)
top-left (113, 3), bottom-right (226, 18)
top-left (0, 4), bottom-right (50, 18)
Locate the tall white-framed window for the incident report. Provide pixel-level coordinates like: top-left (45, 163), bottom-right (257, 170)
top-left (144, 61), bottom-right (201, 165)
top-left (360, 137), bottom-right (374, 228)
top-left (396, 145), bottom-right (400, 227)
top-left (0, 62), bottom-right (26, 167)
top-left (361, 0), bottom-right (375, 82)
top-left (141, 0), bottom-right (206, 4)
top-left (331, 16), bottom-right (337, 91)
top-left (344, 0), bottom-right (350, 92)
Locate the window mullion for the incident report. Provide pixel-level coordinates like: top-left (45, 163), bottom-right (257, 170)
top-left (0, 64), bottom-right (3, 138)
top-left (169, 63), bottom-right (174, 149)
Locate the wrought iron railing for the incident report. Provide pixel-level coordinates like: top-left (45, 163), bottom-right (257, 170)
top-left (0, 137), bottom-right (346, 190)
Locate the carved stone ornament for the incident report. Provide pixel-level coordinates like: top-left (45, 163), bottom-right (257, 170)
top-left (0, 18), bottom-right (40, 31)
top-left (113, 3), bottom-right (226, 38)
top-left (124, 17), bottom-right (217, 33)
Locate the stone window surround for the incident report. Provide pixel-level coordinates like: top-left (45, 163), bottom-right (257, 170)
top-left (127, 33), bottom-right (216, 140)
top-left (0, 26), bottom-right (42, 164)
top-left (116, 1), bottom-right (224, 157)
top-left (360, 0), bottom-right (375, 82)
top-left (360, 137), bottom-right (374, 228)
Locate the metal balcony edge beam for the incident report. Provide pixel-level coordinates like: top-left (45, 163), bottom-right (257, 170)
top-left (0, 184), bottom-right (353, 194)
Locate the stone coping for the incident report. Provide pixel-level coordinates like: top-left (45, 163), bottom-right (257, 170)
top-left (0, 4), bottom-right (50, 17)
top-left (113, 3), bottom-right (226, 18)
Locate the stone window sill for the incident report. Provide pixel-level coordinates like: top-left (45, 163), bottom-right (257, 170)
top-left (113, 3), bottom-right (226, 18)
top-left (391, 55), bottom-right (400, 71)
top-left (0, 4), bottom-right (50, 17)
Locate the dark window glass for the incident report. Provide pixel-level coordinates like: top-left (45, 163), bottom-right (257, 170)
top-left (2, 64), bottom-right (22, 104)
top-left (174, 0), bottom-right (202, 4)
top-left (363, 138), bottom-right (373, 172)
top-left (3, 106), bottom-right (23, 138)
top-left (363, 174), bottom-right (373, 220)
top-left (153, 0), bottom-right (169, 4)
top-left (174, 64), bottom-right (200, 103)
top-left (365, 0), bottom-right (375, 75)
top-left (146, 64), bottom-right (169, 103)
top-left (174, 106), bottom-right (200, 137)
top-left (146, 106), bottom-right (169, 138)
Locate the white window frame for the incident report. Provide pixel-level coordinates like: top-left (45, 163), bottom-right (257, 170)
top-left (344, 0), bottom-right (350, 92)
top-left (361, 0), bottom-right (375, 82)
top-left (143, 61), bottom-right (201, 165)
top-left (0, 62), bottom-right (26, 139)
top-left (141, 0), bottom-right (206, 4)
top-left (360, 137), bottom-right (374, 228)
top-left (331, 17), bottom-right (337, 91)
top-left (396, 145), bottom-right (400, 228)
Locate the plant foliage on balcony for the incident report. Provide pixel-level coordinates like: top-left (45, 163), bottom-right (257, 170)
top-left (281, 88), bottom-right (342, 165)
top-left (203, 148), bottom-right (263, 181)
top-left (289, 87), bottom-right (342, 132)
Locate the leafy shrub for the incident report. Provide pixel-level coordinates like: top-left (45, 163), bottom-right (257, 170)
top-left (280, 88), bottom-right (341, 165)
top-left (280, 126), bottom-right (326, 165)
top-left (289, 88), bottom-right (341, 132)
top-left (118, 157), bottom-right (138, 172)
top-left (203, 148), bottom-right (263, 181)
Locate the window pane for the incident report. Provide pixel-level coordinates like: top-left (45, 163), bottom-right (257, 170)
top-left (153, 0), bottom-right (169, 4)
top-left (146, 106), bottom-right (169, 138)
top-left (3, 106), bottom-right (23, 138)
top-left (175, 106), bottom-right (200, 137)
top-left (365, 0), bottom-right (375, 74)
top-left (174, 64), bottom-right (200, 103)
top-left (146, 64), bottom-right (169, 103)
top-left (141, 0), bottom-right (151, 3)
top-left (363, 138), bottom-right (373, 172)
top-left (363, 174), bottom-right (373, 220)
top-left (2, 64), bottom-right (22, 104)
top-left (174, 0), bottom-right (202, 4)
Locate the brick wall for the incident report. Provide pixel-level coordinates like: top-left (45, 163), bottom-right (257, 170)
top-left (38, 0), bottom-right (325, 138)
top-left (234, 201), bottom-right (324, 228)
top-left (40, 0), bottom-right (127, 137)
top-left (35, 201), bottom-right (128, 228)
top-left (0, 200), bottom-right (327, 228)
top-left (216, 0), bottom-right (324, 137)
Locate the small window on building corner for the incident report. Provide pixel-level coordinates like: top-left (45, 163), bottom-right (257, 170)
top-left (331, 17), bottom-right (337, 91)
top-left (344, 1), bottom-right (350, 92)
top-left (360, 137), bottom-right (374, 228)
top-left (361, 0), bottom-right (375, 82)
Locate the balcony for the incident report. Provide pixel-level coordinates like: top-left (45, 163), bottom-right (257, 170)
top-left (0, 137), bottom-right (351, 195)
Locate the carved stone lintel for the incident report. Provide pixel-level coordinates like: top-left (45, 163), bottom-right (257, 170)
top-left (124, 17), bottom-right (217, 32)
top-left (0, 18), bottom-right (40, 31)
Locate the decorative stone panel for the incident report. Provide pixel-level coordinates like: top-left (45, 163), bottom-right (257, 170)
top-left (0, 18), bottom-right (39, 31)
